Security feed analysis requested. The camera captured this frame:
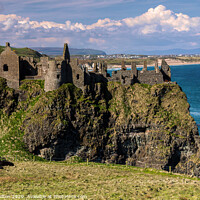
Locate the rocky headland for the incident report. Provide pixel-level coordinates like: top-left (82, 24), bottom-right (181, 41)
top-left (0, 78), bottom-right (200, 177)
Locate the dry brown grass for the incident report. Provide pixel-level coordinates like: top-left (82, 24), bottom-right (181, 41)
top-left (0, 161), bottom-right (200, 199)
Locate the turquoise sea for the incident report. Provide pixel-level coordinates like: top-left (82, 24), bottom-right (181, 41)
top-left (107, 64), bottom-right (200, 132)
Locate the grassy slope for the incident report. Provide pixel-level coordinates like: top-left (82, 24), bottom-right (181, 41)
top-left (176, 56), bottom-right (200, 62)
top-left (0, 80), bottom-right (45, 161)
top-left (1, 161), bottom-right (200, 199)
top-left (0, 46), bottom-right (42, 58)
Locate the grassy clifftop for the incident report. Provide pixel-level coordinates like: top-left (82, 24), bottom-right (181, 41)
top-left (1, 161), bottom-right (200, 199)
top-left (0, 46), bottom-right (42, 58)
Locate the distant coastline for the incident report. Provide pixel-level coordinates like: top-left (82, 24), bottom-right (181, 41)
top-left (163, 59), bottom-right (200, 66)
top-left (107, 59), bottom-right (200, 69)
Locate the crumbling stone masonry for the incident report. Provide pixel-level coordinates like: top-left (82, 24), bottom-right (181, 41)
top-left (0, 43), bottom-right (21, 89)
top-left (0, 42), bottom-right (171, 91)
top-left (109, 60), bottom-right (171, 85)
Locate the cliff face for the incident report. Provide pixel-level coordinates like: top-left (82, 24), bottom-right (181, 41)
top-left (0, 78), bottom-right (18, 115)
top-left (0, 77), bottom-right (200, 176)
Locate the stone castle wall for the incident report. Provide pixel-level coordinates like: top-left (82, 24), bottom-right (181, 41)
top-left (0, 43), bottom-right (20, 89)
top-left (44, 60), bottom-right (61, 92)
top-left (0, 42), bottom-right (171, 91)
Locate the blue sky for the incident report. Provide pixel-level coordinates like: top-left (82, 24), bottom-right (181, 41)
top-left (0, 0), bottom-right (200, 54)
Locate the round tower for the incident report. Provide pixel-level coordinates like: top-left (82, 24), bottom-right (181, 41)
top-left (44, 60), bottom-right (61, 92)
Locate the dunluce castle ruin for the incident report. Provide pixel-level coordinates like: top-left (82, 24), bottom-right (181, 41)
top-left (0, 42), bottom-right (171, 91)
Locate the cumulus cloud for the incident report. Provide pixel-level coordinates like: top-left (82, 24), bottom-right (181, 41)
top-left (89, 38), bottom-right (106, 45)
top-left (122, 5), bottom-right (200, 33)
top-left (87, 18), bottom-right (122, 30)
top-left (0, 5), bottom-right (200, 53)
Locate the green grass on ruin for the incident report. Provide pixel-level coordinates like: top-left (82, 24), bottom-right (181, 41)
top-left (0, 46), bottom-right (42, 58)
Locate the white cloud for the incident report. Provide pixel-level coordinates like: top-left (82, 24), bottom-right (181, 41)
top-left (0, 5), bottom-right (200, 52)
top-left (87, 18), bottom-right (122, 30)
top-left (122, 5), bottom-right (200, 34)
top-left (89, 38), bottom-right (105, 45)
top-left (1, 5), bottom-right (199, 34)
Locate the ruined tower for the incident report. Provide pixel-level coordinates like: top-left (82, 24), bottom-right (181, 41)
top-left (44, 60), bottom-right (61, 92)
top-left (0, 42), bottom-right (20, 89)
top-left (63, 43), bottom-right (70, 64)
top-left (161, 59), bottom-right (171, 82)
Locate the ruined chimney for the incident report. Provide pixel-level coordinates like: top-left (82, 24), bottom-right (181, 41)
top-left (142, 61), bottom-right (147, 72)
top-left (93, 62), bottom-right (98, 73)
top-left (154, 60), bottom-right (159, 73)
top-left (131, 62), bottom-right (137, 76)
top-left (121, 60), bottom-right (126, 71)
top-left (63, 43), bottom-right (70, 64)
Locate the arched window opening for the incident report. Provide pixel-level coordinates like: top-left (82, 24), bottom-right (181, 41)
top-left (76, 74), bottom-right (79, 80)
top-left (57, 75), bottom-right (60, 79)
top-left (3, 64), bottom-right (8, 71)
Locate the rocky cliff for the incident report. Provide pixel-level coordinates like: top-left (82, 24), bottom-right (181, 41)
top-left (0, 78), bottom-right (200, 176)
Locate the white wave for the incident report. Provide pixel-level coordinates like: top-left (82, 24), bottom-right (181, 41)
top-left (190, 112), bottom-right (200, 117)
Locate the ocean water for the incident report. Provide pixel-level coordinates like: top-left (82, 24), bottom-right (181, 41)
top-left (171, 64), bottom-right (200, 131)
top-left (107, 64), bottom-right (200, 131)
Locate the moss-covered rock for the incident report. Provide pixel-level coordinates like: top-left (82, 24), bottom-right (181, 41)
top-left (0, 77), bottom-right (18, 115)
top-left (0, 79), bottom-right (200, 176)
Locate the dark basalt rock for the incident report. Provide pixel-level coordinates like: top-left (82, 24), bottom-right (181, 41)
top-left (0, 77), bottom-right (199, 177)
top-left (21, 82), bottom-right (200, 177)
top-left (0, 157), bottom-right (14, 169)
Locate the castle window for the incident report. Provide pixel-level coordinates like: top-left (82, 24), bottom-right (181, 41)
top-left (57, 75), bottom-right (60, 79)
top-left (76, 74), bottom-right (79, 80)
top-left (3, 64), bottom-right (8, 71)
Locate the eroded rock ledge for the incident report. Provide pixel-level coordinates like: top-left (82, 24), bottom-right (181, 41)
top-left (21, 81), bottom-right (200, 177)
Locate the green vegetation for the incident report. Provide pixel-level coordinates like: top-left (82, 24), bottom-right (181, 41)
top-left (20, 79), bottom-right (44, 91)
top-left (175, 56), bottom-right (200, 62)
top-left (0, 78), bottom-right (199, 199)
top-left (0, 45), bottom-right (42, 58)
top-left (0, 79), bottom-right (197, 163)
top-left (1, 161), bottom-right (200, 199)
top-left (0, 79), bottom-right (44, 161)
top-left (107, 82), bottom-right (196, 135)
